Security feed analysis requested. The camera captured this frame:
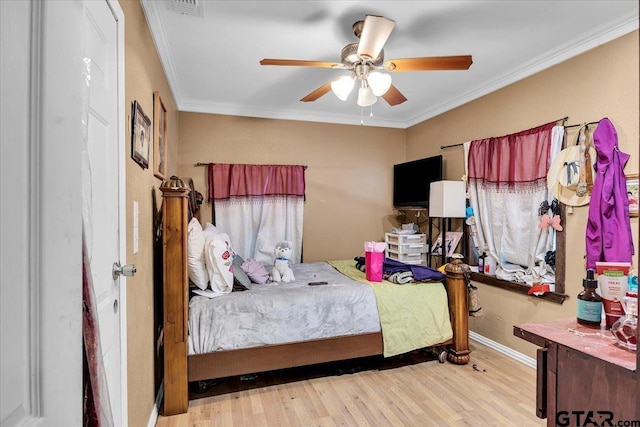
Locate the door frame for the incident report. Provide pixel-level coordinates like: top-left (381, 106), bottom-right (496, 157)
top-left (2, 0), bottom-right (86, 425)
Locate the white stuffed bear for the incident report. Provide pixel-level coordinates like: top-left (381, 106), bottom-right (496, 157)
top-left (270, 241), bottom-right (295, 283)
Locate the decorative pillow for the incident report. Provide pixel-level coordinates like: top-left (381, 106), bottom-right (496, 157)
top-left (204, 233), bottom-right (234, 295)
top-left (240, 258), bottom-right (270, 284)
top-left (187, 218), bottom-right (208, 290)
top-left (232, 254), bottom-right (253, 290)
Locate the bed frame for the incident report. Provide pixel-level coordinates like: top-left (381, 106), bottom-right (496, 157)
top-left (160, 180), bottom-right (471, 415)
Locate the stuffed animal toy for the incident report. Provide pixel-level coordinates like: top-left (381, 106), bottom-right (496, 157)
top-left (270, 241), bottom-right (295, 283)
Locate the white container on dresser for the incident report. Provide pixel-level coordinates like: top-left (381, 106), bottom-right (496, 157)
top-left (385, 233), bottom-right (428, 265)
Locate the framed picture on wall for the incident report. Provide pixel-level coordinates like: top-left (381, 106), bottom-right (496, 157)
top-left (131, 100), bottom-right (151, 169)
top-left (627, 174), bottom-right (638, 218)
top-left (153, 91), bottom-right (167, 180)
top-left (431, 231), bottom-right (463, 257)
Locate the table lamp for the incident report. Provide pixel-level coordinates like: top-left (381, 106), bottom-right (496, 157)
top-left (429, 180), bottom-right (467, 265)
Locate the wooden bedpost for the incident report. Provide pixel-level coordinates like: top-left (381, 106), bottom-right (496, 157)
top-left (160, 178), bottom-right (190, 415)
top-left (444, 259), bottom-right (471, 364)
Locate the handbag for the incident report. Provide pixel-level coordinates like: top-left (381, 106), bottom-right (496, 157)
top-left (464, 270), bottom-right (482, 317)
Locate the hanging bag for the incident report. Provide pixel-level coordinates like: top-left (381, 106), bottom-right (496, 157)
top-left (464, 270), bottom-right (482, 317)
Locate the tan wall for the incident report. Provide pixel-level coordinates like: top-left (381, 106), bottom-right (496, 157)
top-left (120, 1), bottom-right (180, 425)
top-left (121, 2), bottom-right (638, 420)
top-left (177, 114), bottom-right (406, 261)
top-left (406, 31), bottom-right (640, 358)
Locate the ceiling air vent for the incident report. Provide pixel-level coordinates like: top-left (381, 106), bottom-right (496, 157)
top-left (167, 0), bottom-right (204, 18)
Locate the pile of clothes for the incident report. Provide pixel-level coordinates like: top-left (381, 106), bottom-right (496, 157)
top-left (354, 256), bottom-right (445, 284)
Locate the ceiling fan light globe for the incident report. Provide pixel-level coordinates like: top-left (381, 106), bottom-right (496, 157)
top-left (367, 71), bottom-right (392, 96)
top-left (357, 86), bottom-right (377, 107)
top-left (331, 75), bottom-right (355, 101)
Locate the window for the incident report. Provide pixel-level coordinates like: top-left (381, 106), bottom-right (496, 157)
top-left (463, 122), bottom-right (567, 303)
top-left (467, 208), bottom-right (567, 303)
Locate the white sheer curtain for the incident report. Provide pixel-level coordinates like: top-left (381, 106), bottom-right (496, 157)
top-left (208, 164), bottom-right (305, 265)
top-left (214, 196), bottom-right (304, 265)
top-left (464, 124), bottom-right (564, 286)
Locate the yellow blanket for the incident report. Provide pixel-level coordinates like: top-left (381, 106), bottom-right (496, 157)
top-left (328, 260), bottom-right (453, 357)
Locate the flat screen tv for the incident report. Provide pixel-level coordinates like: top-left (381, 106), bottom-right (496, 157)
top-left (393, 155), bottom-right (443, 209)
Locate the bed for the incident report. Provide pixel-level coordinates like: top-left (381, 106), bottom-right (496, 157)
top-left (159, 179), bottom-right (471, 416)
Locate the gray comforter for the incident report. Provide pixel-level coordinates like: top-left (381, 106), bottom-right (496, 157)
top-left (188, 261), bottom-right (380, 354)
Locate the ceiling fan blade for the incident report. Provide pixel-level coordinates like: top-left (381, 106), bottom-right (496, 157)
top-left (382, 84), bottom-right (407, 106)
top-left (384, 55), bottom-right (473, 72)
top-left (300, 82), bottom-right (332, 102)
top-left (356, 15), bottom-right (395, 61)
top-left (260, 59), bottom-right (341, 68)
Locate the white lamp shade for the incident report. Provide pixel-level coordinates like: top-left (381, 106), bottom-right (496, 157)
top-left (357, 86), bottom-right (377, 107)
top-left (429, 180), bottom-right (466, 218)
top-left (330, 75), bottom-right (354, 101)
top-left (367, 71), bottom-right (392, 96)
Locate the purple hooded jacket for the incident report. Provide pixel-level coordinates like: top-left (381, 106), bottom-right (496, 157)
top-left (585, 118), bottom-right (634, 268)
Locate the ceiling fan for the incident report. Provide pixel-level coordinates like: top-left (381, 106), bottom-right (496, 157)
top-left (260, 15), bottom-right (473, 107)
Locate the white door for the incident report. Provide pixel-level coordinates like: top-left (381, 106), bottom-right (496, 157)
top-left (84, 0), bottom-right (127, 426)
top-left (1, 1), bottom-right (125, 425)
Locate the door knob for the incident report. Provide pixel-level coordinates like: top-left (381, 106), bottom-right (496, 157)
top-left (112, 261), bottom-right (136, 280)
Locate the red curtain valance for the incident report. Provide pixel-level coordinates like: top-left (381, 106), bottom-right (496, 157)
top-left (468, 121), bottom-right (556, 187)
top-left (208, 163), bottom-right (306, 201)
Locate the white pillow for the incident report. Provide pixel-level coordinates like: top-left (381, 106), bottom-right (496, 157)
top-left (204, 232), bottom-right (234, 295)
top-left (202, 222), bottom-right (220, 240)
top-left (187, 218), bottom-right (208, 290)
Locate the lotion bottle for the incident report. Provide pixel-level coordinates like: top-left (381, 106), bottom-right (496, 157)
top-left (577, 269), bottom-right (603, 328)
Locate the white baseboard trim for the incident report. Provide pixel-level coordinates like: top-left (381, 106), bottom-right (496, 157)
top-left (470, 331), bottom-right (537, 369)
top-left (147, 382), bottom-right (163, 427)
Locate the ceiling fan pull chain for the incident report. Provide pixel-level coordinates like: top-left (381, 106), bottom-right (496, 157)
top-left (370, 105), bottom-right (374, 119)
top-left (361, 107), bottom-right (364, 126)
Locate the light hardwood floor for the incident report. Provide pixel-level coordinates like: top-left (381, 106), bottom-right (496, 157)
top-left (155, 342), bottom-right (545, 426)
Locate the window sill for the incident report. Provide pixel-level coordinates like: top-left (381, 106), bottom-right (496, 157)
top-left (469, 272), bottom-right (569, 304)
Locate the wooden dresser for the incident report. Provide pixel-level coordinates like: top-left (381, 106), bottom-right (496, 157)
top-left (514, 312), bottom-right (639, 426)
